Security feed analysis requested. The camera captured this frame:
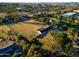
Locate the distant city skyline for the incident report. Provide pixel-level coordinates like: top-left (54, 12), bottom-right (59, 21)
top-left (0, 0), bottom-right (79, 3)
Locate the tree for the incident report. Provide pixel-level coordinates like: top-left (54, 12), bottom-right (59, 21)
top-left (54, 32), bottom-right (73, 56)
top-left (74, 19), bottom-right (79, 25)
top-left (22, 44), bottom-right (30, 52)
top-left (67, 28), bottom-right (78, 40)
top-left (12, 52), bottom-right (21, 57)
top-left (33, 53), bottom-right (43, 57)
top-left (31, 38), bottom-right (42, 48)
top-left (31, 38), bottom-right (38, 44)
top-left (27, 44), bottom-right (38, 56)
top-left (27, 38), bottom-right (42, 57)
top-left (0, 17), bottom-right (5, 23)
top-left (67, 16), bottom-right (73, 22)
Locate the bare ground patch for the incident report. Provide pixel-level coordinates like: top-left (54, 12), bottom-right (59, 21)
top-left (8, 22), bottom-right (48, 41)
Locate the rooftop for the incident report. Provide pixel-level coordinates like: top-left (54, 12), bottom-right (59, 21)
top-left (74, 10), bottom-right (79, 13)
top-left (0, 13), bottom-right (7, 18)
top-left (62, 12), bottom-right (76, 17)
top-left (0, 40), bottom-right (14, 49)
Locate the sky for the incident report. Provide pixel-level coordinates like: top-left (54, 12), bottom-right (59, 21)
top-left (0, 0), bottom-right (79, 3)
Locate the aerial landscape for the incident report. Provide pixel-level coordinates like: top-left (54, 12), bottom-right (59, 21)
top-left (0, 2), bottom-right (79, 57)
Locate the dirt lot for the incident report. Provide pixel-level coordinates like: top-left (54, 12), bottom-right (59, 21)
top-left (8, 22), bottom-right (48, 41)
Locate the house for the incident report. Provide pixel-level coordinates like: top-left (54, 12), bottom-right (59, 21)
top-left (16, 7), bottom-right (22, 10)
top-left (73, 10), bottom-right (79, 19)
top-left (0, 40), bottom-right (21, 57)
top-left (60, 9), bottom-right (73, 14)
top-left (20, 15), bottom-right (30, 20)
top-left (49, 19), bottom-right (59, 24)
top-left (0, 13), bottom-right (7, 18)
top-left (61, 12), bottom-right (76, 18)
top-left (36, 26), bottom-right (60, 38)
top-left (74, 10), bottom-right (79, 14)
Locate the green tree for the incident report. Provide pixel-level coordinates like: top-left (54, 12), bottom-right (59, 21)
top-left (27, 44), bottom-right (38, 56)
top-left (0, 17), bottom-right (5, 23)
top-left (12, 52), bottom-right (21, 57)
top-left (67, 28), bottom-right (78, 40)
top-left (74, 19), bottom-right (79, 25)
top-left (54, 32), bottom-right (73, 56)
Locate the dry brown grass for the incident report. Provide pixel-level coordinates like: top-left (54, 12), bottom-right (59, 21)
top-left (8, 22), bottom-right (48, 41)
top-left (0, 25), bottom-right (10, 32)
top-left (38, 32), bottom-right (59, 52)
